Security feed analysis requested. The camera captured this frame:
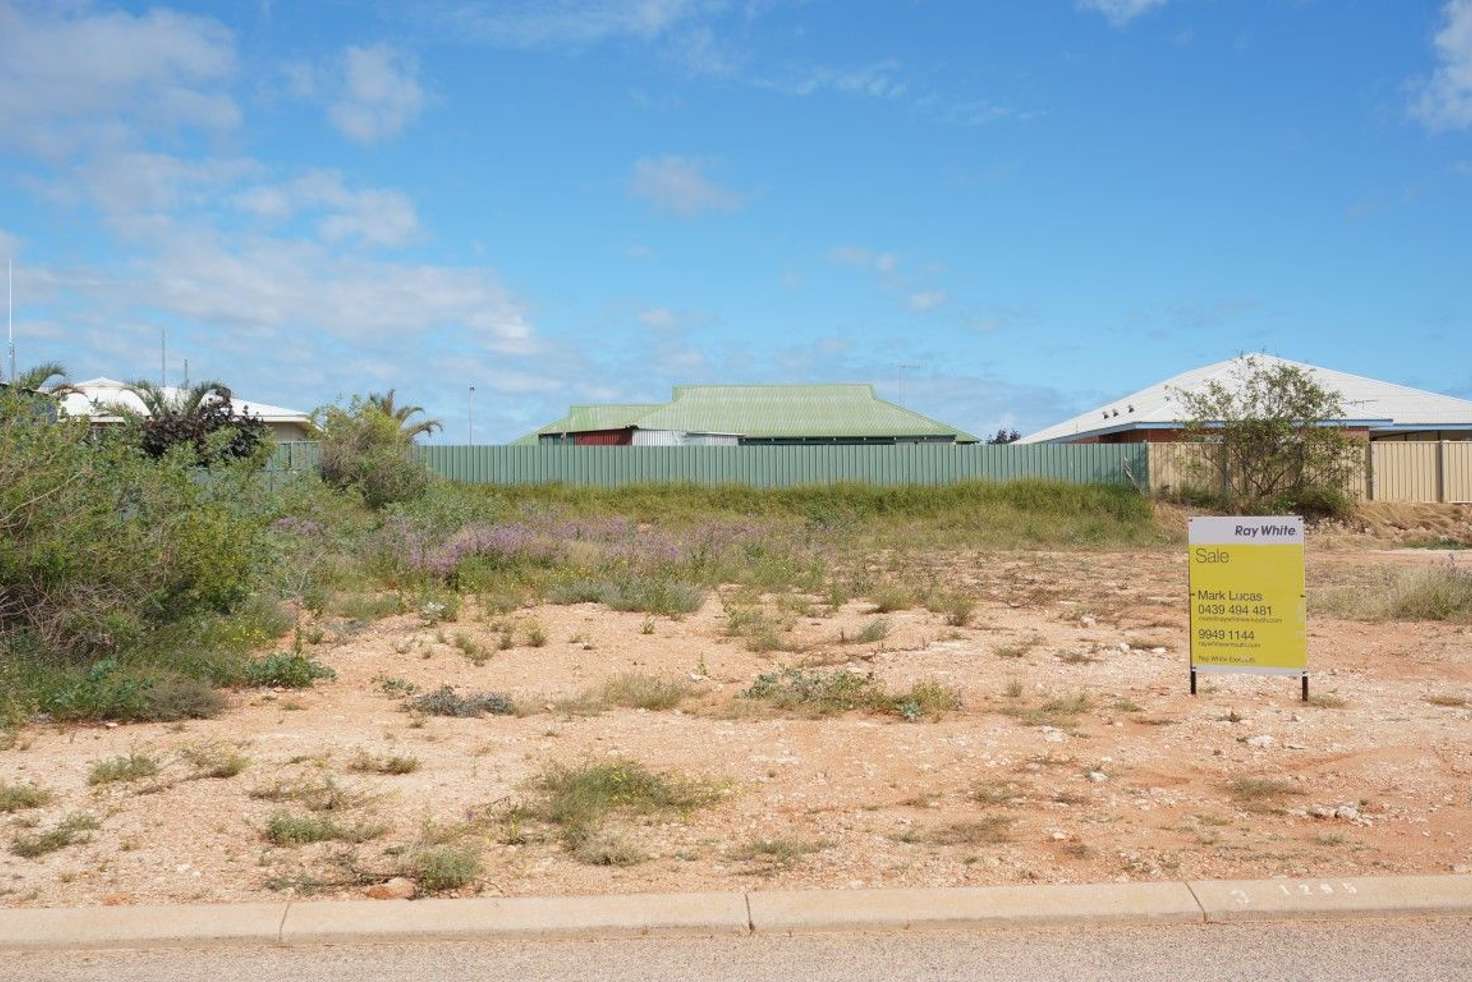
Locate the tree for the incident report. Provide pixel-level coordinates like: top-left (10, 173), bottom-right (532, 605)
top-left (313, 396), bottom-right (431, 508)
top-left (1169, 355), bottom-right (1357, 515)
top-left (14, 361), bottom-right (79, 393)
top-left (115, 379), bottom-right (270, 466)
top-left (365, 389), bottom-right (442, 442)
top-left (986, 427), bottom-right (1021, 445)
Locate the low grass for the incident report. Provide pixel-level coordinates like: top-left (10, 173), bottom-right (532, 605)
top-left (329, 592), bottom-right (403, 622)
top-left (88, 752), bottom-right (161, 786)
top-left (0, 781), bottom-right (53, 813)
top-left (1314, 563), bottom-right (1472, 623)
top-left (452, 632), bottom-right (489, 665)
top-left (994, 637), bottom-right (1041, 659)
top-left (1226, 777), bottom-right (1304, 809)
top-left (264, 811), bottom-right (387, 846)
top-left (932, 593), bottom-right (978, 627)
top-left (348, 750), bottom-right (421, 775)
top-left (920, 816), bottom-right (1013, 846)
top-left (724, 606), bottom-right (796, 654)
top-left (741, 668), bottom-right (961, 720)
top-left (178, 742), bottom-right (250, 779)
top-left (842, 618), bottom-right (892, 645)
top-left (727, 836), bottom-right (830, 872)
top-left (570, 832), bottom-right (647, 867)
top-left (970, 779), bottom-right (1029, 806)
top-left (408, 686), bottom-right (517, 718)
top-left (507, 758), bottom-right (722, 853)
top-left (591, 672), bottom-right (692, 711)
top-left (249, 774), bottom-right (367, 812)
top-left (546, 575), bottom-right (705, 617)
top-left (1423, 692), bottom-right (1468, 708)
top-left (10, 813), bottom-right (100, 858)
top-left (869, 583), bottom-right (917, 613)
top-left (1001, 693), bottom-right (1092, 728)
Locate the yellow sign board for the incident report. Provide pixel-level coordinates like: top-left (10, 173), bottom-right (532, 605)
top-left (1188, 516), bottom-right (1307, 680)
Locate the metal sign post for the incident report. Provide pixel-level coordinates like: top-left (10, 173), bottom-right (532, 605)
top-left (1188, 516), bottom-right (1308, 701)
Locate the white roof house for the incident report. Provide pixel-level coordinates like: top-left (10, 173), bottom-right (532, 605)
top-left (53, 377), bottom-right (313, 441)
top-left (1019, 356), bottom-right (1472, 444)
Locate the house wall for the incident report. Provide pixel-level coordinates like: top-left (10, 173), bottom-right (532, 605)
top-left (1075, 426), bottom-right (1373, 445)
top-left (571, 429), bottom-right (634, 446)
top-left (630, 430), bottom-right (739, 446)
top-left (268, 421), bottom-right (313, 442)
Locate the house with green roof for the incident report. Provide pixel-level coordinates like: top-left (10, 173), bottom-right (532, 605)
top-left (513, 384), bottom-right (977, 446)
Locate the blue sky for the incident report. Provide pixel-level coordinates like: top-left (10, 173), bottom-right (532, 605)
top-left (2, 0), bottom-right (1470, 442)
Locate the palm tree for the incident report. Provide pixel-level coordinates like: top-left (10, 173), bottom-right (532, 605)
top-left (13, 361), bottom-right (82, 395)
top-left (366, 389), bottom-right (442, 442)
top-left (121, 379), bottom-right (234, 418)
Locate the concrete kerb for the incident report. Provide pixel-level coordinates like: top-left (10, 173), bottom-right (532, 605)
top-left (745, 882), bottom-right (1203, 933)
top-left (1, 876), bottom-right (1469, 952)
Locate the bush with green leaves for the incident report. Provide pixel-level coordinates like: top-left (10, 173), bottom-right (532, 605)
top-left (313, 396), bottom-right (434, 509)
top-left (1171, 355), bottom-right (1359, 518)
top-left (114, 380), bottom-right (272, 467)
top-left (1, 386), bottom-right (272, 661)
top-left (242, 652), bottom-right (336, 689)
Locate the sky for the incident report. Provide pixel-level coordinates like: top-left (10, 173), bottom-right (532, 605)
top-left (2, 0), bottom-right (1471, 443)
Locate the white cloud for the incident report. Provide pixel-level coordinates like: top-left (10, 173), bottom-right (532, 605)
top-left (121, 236), bottom-right (533, 352)
top-left (829, 245), bottom-right (898, 275)
top-left (629, 156), bottom-right (746, 216)
top-left (907, 290), bottom-right (947, 312)
top-left (442, 0), bottom-right (711, 47)
top-left (1076, 0), bottom-right (1168, 27)
top-left (0, 1), bottom-right (238, 154)
top-left (638, 307), bottom-right (679, 329)
top-left (326, 44), bottom-right (426, 143)
top-left (63, 152), bottom-right (259, 221)
top-left (764, 59), bottom-right (908, 99)
top-left (235, 171), bottom-right (421, 247)
top-left (1412, 1), bottom-right (1472, 130)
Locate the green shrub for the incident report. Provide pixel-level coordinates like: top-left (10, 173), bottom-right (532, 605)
top-left (179, 742), bottom-right (250, 779)
top-left (38, 661), bottom-right (225, 723)
top-left (1, 394), bottom-right (271, 660)
top-left (314, 397), bottom-right (432, 508)
top-left (349, 751), bottom-right (420, 775)
top-left (851, 618), bottom-right (891, 644)
top-left (573, 672), bottom-right (691, 712)
top-left (263, 811), bottom-right (385, 846)
top-left (10, 813), bottom-right (100, 858)
top-left (511, 758), bottom-right (722, 849)
top-left (406, 844), bottom-right (481, 891)
top-left (242, 652), bottom-right (336, 689)
top-left (742, 668), bottom-right (960, 720)
top-left (0, 782), bottom-right (52, 813)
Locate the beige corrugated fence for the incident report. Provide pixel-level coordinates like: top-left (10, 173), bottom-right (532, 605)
top-left (1149, 441), bottom-right (1472, 503)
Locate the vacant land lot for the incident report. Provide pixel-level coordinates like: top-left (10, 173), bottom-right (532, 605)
top-left (3, 510), bottom-right (1469, 907)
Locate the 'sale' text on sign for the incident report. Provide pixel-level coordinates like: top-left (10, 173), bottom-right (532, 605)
top-left (1187, 516), bottom-right (1306, 676)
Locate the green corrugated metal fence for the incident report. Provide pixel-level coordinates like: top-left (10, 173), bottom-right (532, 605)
top-left (412, 443), bottom-right (1148, 488)
top-left (261, 441), bottom-right (321, 492)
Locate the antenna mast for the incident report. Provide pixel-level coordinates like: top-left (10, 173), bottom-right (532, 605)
top-left (6, 260), bottom-right (14, 384)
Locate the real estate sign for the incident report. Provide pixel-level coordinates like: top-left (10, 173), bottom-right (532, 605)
top-left (1188, 516), bottom-right (1307, 683)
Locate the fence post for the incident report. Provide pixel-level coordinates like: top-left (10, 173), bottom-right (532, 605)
top-left (1437, 441), bottom-right (1447, 504)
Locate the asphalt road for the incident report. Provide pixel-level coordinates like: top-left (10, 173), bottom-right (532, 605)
top-left (4, 917), bottom-right (1470, 982)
